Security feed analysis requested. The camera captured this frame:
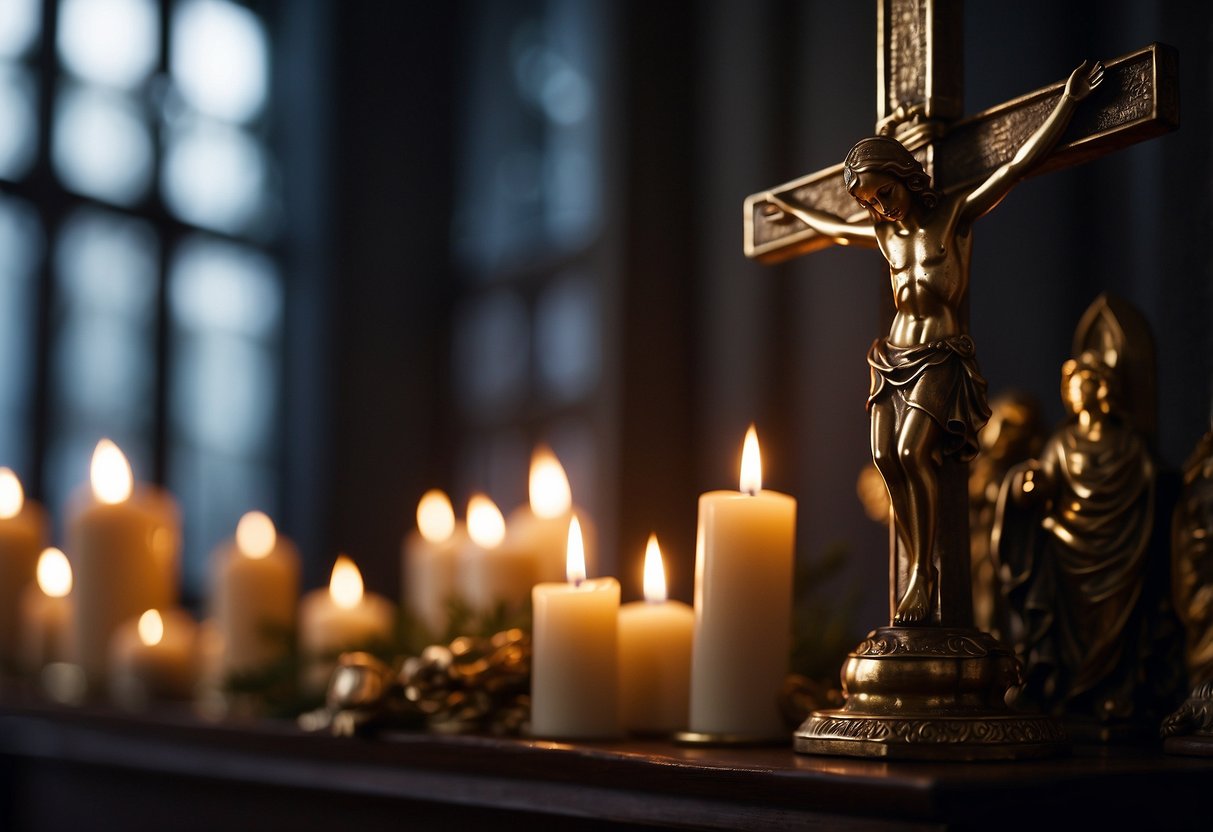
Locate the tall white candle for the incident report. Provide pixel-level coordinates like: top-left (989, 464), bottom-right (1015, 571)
top-left (689, 426), bottom-right (796, 739)
top-left (531, 516), bottom-right (620, 739)
top-left (211, 511), bottom-right (300, 679)
top-left (0, 468), bottom-right (48, 674)
top-left (504, 447), bottom-right (598, 583)
top-left (402, 489), bottom-right (467, 637)
top-left (457, 494), bottom-right (535, 618)
top-left (618, 534), bottom-right (694, 735)
top-left (299, 555), bottom-right (395, 696)
top-left (20, 547), bottom-right (74, 674)
top-left (68, 440), bottom-right (180, 694)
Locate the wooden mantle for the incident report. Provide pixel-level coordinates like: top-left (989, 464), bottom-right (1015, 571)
top-left (1, 702), bottom-right (1211, 830)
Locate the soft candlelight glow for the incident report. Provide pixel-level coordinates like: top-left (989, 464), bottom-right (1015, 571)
top-left (642, 533), bottom-right (668, 603)
top-left (566, 515), bottom-right (587, 586)
top-left (235, 510), bottom-right (276, 559)
top-left (36, 547), bottom-right (73, 598)
top-left (91, 439), bottom-right (134, 505)
top-left (329, 555), bottom-right (364, 610)
top-left (740, 424), bottom-right (763, 495)
top-left (529, 446), bottom-right (573, 519)
top-left (0, 467), bottom-right (23, 519)
top-left (417, 489), bottom-right (456, 543)
top-left (137, 609), bottom-right (164, 647)
top-left (467, 494), bottom-right (506, 548)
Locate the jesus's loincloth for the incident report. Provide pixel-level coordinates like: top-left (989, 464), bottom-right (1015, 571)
top-left (867, 334), bottom-right (991, 462)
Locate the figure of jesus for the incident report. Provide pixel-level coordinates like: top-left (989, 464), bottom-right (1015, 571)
top-left (770, 60), bottom-right (1104, 625)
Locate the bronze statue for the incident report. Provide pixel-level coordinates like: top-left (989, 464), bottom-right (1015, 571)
top-left (994, 350), bottom-right (1155, 727)
top-left (968, 392), bottom-right (1046, 638)
top-left (1173, 425), bottom-right (1213, 688)
top-left (769, 60), bottom-right (1104, 625)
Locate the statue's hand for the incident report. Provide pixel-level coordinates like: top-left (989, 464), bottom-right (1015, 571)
top-left (1065, 60), bottom-right (1104, 101)
top-left (1009, 461), bottom-right (1044, 506)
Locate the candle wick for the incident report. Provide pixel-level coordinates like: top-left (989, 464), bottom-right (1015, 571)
top-left (573, 577), bottom-right (584, 588)
top-left (744, 486), bottom-right (759, 497)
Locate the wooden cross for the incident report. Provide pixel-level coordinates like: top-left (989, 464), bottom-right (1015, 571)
top-left (744, 0), bottom-right (1178, 628)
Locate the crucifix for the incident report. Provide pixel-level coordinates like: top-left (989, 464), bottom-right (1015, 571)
top-left (747, 0), bottom-right (1178, 758)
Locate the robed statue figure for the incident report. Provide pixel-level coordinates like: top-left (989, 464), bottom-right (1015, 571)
top-left (771, 60), bottom-right (1104, 624)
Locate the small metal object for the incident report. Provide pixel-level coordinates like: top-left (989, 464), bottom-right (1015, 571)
top-left (1162, 682), bottom-right (1213, 757)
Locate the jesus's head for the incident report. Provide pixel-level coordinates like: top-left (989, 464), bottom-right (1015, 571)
top-left (843, 136), bottom-right (939, 218)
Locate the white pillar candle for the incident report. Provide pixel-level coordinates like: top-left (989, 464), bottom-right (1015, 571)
top-left (20, 547), bottom-right (74, 674)
top-left (402, 489), bottom-right (467, 637)
top-left (531, 516), bottom-right (620, 739)
top-left (504, 446), bottom-right (598, 583)
top-left (298, 555), bottom-right (395, 696)
top-left (109, 608), bottom-right (198, 711)
top-left (457, 494), bottom-right (535, 619)
top-left (619, 534), bottom-right (694, 735)
top-left (689, 426), bottom-right (796, 739)
top-left (211, 511), bottom-right (300, 680)
top-left (0, 468), bottom-right (48, 673)
top-left (68, 440), bottom-right (180, 694)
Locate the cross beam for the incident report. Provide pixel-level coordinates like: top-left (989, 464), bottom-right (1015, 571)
top-left (745, 42), bottom-right (1178, 264)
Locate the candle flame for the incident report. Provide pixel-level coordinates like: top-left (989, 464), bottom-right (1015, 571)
top-left (37, 548), bottom-right (72, 598)
top-left (236, 510), bottom-right (277, 559)
top-left (91, 439), bottom-right (133, 505)
top-left (529, 446), bottom-right (572, 519)
top-left (566, 515), bottom-right (586, 586)
top-left (739, 424), bottom-right (762, 495)
top-left (329, 555), bottom-right (364, 609)
top-left (466, 493), bottom-right (505, 548)
top-left (642, 533), bottom-right (667, 603)
top-left (416, 489), bottom-right (455, 543)
top-left (0, 468), bottom-right (23, 519)
top-left (138, 609), bottom-right (164, 647)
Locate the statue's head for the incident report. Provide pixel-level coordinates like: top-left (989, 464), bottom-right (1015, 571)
top-left (1061, 351), bottom-right (1118, 415)
top-left (843, 136), bottom-right (939, 218)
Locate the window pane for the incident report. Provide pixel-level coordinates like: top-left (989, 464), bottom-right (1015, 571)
top-left (57, 0), bottom-right (160, 89)
top-left (162, 119), bottom-right (270, 234)
top-left (53, 85), bottom-right (153, 205)
top-left (453, 292), bottom-right (530, 416)
top-left (0, 195), bottom-right (42, 472)
top-left (172, 0), bottom-right (268, 123)
top-left (0, 64), bottom-right (37, 180)
top-left (169, 236), bottom-right (281, 338)
top-left (535, 272), bottom-right (599, 402)
top-left (0, 0), bottom-right (41, 59)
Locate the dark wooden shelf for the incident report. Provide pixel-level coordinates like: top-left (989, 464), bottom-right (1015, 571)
top-left (1, 700), bottom-right (1211, 830)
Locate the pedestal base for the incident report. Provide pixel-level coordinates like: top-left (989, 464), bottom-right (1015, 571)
top-left (795, 626), bottom-right (1067, 761)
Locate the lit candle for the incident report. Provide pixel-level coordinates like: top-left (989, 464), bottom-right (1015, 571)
top-left (211, 510), bottom-right (300, 680)
top-left (457, 493), bottom-right (535, 619)
top-left (67, 440), bottom-right (180, 694)
top-left (505, 447), bottom-right (598, 583)
top-left (0, 468), bottom-right (48, 674)
top-left (20, 547), bottom-right (75, 674)
top-left (402, 489), bottom-right (467, 637)
top-left (298, 554), bottom-right (395, 695)
top-left (688, 425), bottom-right (796, 740)
top-left (618, 534), bottom-right (694, 735)
top-left (531, 517), bottom-right (620, 739)
top-left (109, 608), bottom-right (198, 711)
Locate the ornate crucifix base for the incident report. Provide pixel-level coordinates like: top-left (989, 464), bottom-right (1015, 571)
top-left (795, 627), bottom-right (1066, 760)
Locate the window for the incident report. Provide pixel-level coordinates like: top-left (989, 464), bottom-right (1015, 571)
top-left (0, 0), bottom-right (283, 597)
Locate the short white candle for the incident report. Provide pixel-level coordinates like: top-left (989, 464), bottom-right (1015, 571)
top-left (0, 468), bottom-right (48, 673)
top-left (689, 426), bottom-right (796, 739)
top-left (531, 516), bottom-right (620, 739)
top-left (618, 534), bottom-right (694, 735)
top-left (402, 489), bottom-right (467, 637)
top-left (20, 547), bottom-right (74, 674)
top-left (298, 555), bottom-right (395, 696)
top-left (457, 494), bottom-right (535, 619)
top-left (68, 440), bottom-right (180, 694)
top-left (109, 608), bottom-right (198, 711)
top-left (505, 447), bottom-right (598, 583)
top-left (211, 511), bottom-right (300, 680)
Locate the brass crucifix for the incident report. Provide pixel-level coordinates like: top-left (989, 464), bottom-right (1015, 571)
top-left (746, 1), bottom-right (1178, 631)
